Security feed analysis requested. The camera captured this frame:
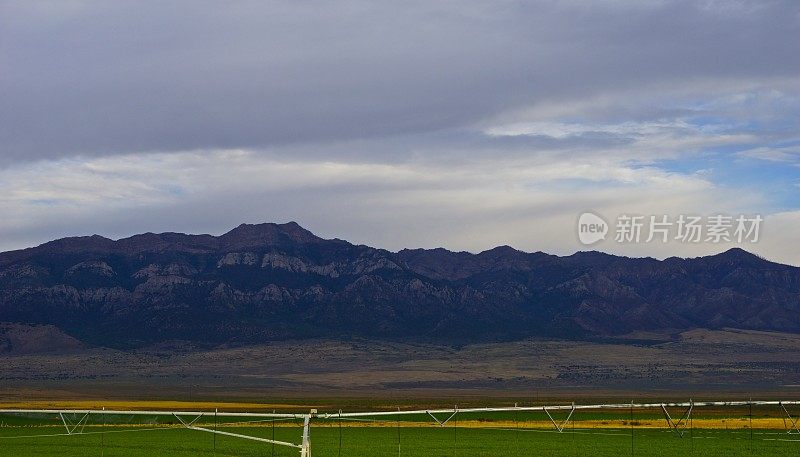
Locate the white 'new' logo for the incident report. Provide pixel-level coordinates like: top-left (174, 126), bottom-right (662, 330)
top-left (577, 212), bottom-right (608, 245)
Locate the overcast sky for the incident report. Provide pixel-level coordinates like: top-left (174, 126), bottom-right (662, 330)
top-left (1, 0), bottom-right (798, 264)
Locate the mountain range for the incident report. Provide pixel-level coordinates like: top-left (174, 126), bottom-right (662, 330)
top-left (1, 222), bottom-right (799, 349)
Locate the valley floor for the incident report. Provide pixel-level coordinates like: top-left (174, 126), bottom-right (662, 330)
top-left (2, 328), bottom-right (800, 403)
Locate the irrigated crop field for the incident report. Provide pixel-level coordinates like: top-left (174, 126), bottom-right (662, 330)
top-left (2, 408), bottom-right (799, 456)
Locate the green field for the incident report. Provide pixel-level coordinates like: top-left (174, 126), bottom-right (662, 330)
top-left (1, 414), bottom-right (799, 457)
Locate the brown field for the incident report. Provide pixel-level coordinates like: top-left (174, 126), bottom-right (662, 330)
top-left (3, 328), bottom-right (800, 411)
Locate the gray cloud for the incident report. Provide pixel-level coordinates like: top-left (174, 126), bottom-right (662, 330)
top-left (2, 0), bottom-right (799, 162)
top-left (0, 0), bottom-right (799, 265)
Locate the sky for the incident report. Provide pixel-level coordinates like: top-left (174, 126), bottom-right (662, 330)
top-left (1, 0), bottom-right (799, 264)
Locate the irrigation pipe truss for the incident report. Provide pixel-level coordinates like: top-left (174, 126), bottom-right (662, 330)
top-left (318, 400), bottom-right (800, 418)
top-left (3, 400), bottom-right (800, 456)
top-left (5, 400), bottom-right (799, 419)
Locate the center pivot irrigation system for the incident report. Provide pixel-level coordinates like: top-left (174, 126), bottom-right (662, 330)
top-left (3, 400), bottom-right (800, 456)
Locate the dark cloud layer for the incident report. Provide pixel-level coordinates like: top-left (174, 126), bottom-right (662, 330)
top-left (2, 0), bottom-right (798, 161)
top-left (0, 1), bottom-right (799, 266)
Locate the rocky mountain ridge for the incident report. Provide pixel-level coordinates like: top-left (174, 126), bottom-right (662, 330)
top-left (1, 222), bottom-right (798, 349)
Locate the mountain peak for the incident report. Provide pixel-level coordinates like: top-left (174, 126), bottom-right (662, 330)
top-left (39, 234), bottom-right (115, 253)
top-left (478, 245), bottom-right (520, 256)
top-left (721, 247), bottom-right (755, 256)
top-left (220, 221), bottom-right (321, 249)
top-left (709, 247), bottom-right (767, 264)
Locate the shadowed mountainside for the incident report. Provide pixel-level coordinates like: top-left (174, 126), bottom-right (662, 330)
top-left (0, 222), bottom-right (798, 349)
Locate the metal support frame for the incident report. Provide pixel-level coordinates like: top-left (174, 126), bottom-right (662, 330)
top-left (173, 413), bottom-right (204, 427)
top-left (300, 414), bottom-right (312, 457)
top-left (661, 400), bottom-right (693, 437)
top-left (173, 412), bottom-right (304, 452)
top-left (427, 407), bottom-right (458, 427)
top-left (544, 403), bottom-right (575, 433)
top-left (780, 402), bottom-right (800, 434)
top-left (59, 412), bottom-right (90, 435)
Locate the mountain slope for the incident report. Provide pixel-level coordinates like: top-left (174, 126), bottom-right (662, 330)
top-left (0, 223), bottom-right (798, 348)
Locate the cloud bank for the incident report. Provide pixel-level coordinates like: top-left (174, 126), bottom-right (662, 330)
top-left (0, 0), bottom-right (798, 264)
